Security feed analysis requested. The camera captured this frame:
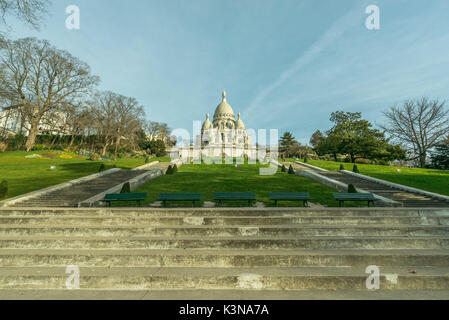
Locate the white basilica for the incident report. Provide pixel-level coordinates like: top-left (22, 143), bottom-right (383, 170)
top-left (201, 91), bottom-right (251, 148)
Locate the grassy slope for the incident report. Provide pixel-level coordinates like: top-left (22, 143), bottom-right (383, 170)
top-left (297, 159), bottom-right (449, 197)
top-left (134, 163), bottom-right (337, 207)
top-left (0, 151), bottom-right (168, 199)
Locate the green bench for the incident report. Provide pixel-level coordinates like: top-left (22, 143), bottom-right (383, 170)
top-left (214, 192), bottom-right (256, 207)
top-left (268, 192), bottom-right (312, 207)
top-left (333, 193), bottom-right (377, 207)
top-left (103, 193), bottom-right (147, 207)
top-left (158, 193), bottom-right (201, 207)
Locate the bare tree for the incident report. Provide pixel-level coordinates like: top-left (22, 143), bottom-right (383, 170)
top-left (381, 97), bottom-right (449, 167)
top-left (0, 37), bottom-right (100, 151)
top-left (90, 91), bottom-right (144, 159)
top-left (0, 0), bottom-right (50, 41)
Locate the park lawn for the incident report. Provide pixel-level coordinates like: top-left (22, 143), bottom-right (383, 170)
top-left (297, 159), bottom-right (449, 197)
top-left (0, 151), bottom-right (168, 199)
top-left (133, 163), bottom-right (339, 207)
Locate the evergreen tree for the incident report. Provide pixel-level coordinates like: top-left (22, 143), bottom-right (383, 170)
top-left (0, 180), bottom-right (8, 198)
top-left (281, 165), bottom-right (287, 172)
top-left (353, 165), bottom-right (359, 173)
top-left (279, 132), bottom-right (296, 157)
top-left (348, 184), bottom-right (357, 193)
top-left (430, 142), bottom-right (449, 169)
top-left (288, 165), bottom-right (295, 174)
top-left (166, 165), bottom-right (173, 175)
top-left (120, 182), bottom-right (131, 194)
top-left (98, 163), bottom-right (106, 172)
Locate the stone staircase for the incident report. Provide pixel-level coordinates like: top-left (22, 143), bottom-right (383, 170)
top-left (9, 170), bottom-right (149, 208)
top-left (0, 207), bottom-right (448, 299)
top-left (291, 163), bottom-right (449, 207)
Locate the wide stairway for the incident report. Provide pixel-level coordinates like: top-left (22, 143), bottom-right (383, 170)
top-left (10, 169), bottom-right (149, 208)
top-left (291, 162), bottom-right (449, 208)
top-left (0, 207), bottom-right (448, 299)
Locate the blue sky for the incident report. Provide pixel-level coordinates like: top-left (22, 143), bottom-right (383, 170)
top-left (5, 0), bottom-right (449, 144)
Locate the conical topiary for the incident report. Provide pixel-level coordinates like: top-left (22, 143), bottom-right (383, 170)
top-left (0, 180), bottom-right (8, 198)
top-left (99, 163), bottom-right (106, 172)
top-left (340, 164), bottom-right (345, 171)
top-left (281, 165), bottom-right (287, 172)
top-left (353, 165), bottom-right (359, 173)
top-left (348, 184), bottom-right (357, 193)
top-left (166, 165), bottom-right (173, 175)
top-left (173, 164), bottom-right (178, 173)
top-left (120, 182), bottom-right (131, 194)
top-left (288, 165), bottom-right (295, 174)
top-left (304, 155), bottom-right (308, 163)
top-left (145, 156), bottom-right (150, 164)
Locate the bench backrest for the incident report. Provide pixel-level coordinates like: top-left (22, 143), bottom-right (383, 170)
top-left (333, 193), bottom-right (376, 200)
top-left (104, 193), bottom-right (147, 200)
top-left (159, 193), bottom-right (201, 200)
top-left (214, 192), bottom-right (256, 200)
top-left (268, 192), bottom-right (311, 199)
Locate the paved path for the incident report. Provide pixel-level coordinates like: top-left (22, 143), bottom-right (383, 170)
top-left (288, 162), bottom-right (449, 207)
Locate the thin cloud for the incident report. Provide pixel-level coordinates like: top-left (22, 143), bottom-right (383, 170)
top-left (242, 4), bottom-right (363, 121)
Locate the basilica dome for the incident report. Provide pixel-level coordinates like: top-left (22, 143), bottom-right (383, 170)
top-left (213, 91), bottom-right (235, 122)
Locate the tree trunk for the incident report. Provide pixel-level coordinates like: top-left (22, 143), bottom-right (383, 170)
top-left (25, 122), bottom-right (39, 152)
top-left (114, 135), bottom-right (121, 161)
top-left (69, 134), bottom-right (75, 147)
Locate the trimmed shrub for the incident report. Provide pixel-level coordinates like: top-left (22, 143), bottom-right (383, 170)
top-left (281, 165), bottom-right (287, 172)
top-left (166, 165), bottom-right (173, 175)
top-left (288, 165), bottom-right (295, 174)
top-left (304, 155), bottom-right (308, 163)
top-left (120, 182), bottom-right (131, 194)
top-left (353, 165), bottom-right (359, 173)
top-left (0, 180), bottom-right (7, 198)
top-left (89, 153), bottom-right (101, 161)
top-left (98, 164), bottom-right (106, 172)
top-left (340, 164), bottom-right (345, 171)
top-left (173, 164), bottom-right (178, 173)
top-left (145, 156), bottom-right (151, 164)
top-left (348, 184), bottom-right (357, 193)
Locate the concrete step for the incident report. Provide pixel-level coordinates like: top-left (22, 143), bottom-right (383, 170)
top-left (0, 216), bottom-right (446, 226)
top-left (2, 289), bottom-right (449, 300)
top-left (1, 236), bottom-right (449, 249)
top-left (1, 249), bottom-right (448, 267)
top-left (1, 225), bottom-right (448, 237)
top-left (2, 208), bottom-right (449, 217)
top-left (1, 266), bottom-right (449, 290)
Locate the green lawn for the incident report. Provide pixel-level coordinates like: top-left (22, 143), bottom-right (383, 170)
top-left (0, 151), bottom-right (168, 199)
top-left (133, 163), bottom-right (338, 207)
top-left (297, 159), bottom-right (449, 196)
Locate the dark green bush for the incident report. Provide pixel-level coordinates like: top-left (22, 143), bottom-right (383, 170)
top-left (304, 155), bottom-right (308, 163)
top-left (288, 165), bottom-right (295, 174)
top-left (166, 165), bottom-right (173, 175)
top-left (281, 165), bottom-right (287, 172)
top-left (120, 182), bottom-right (131, 194)
top-left (98, 164), bottom-right (106, 172)
top-left (353, 165), bottom-right (359, 173)
top-left (340, 164), bottom-right (345, 171)
top-left (173, 164), bottom-right (178, 173)
top-left (145, 156), bottom-right (151, 164)
top-left (348, 184), bottom-right (357, 193)
top-left (0, 180), bottom-right (7, 198)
